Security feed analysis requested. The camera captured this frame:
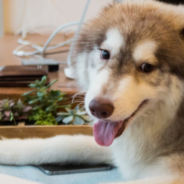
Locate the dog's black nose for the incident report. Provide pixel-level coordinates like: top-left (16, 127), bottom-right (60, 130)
top-left (89, 99), bottom-right (114, 119)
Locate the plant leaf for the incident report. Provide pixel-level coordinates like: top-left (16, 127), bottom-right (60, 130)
top-left (29, 99), bottom-right (39, 104)
top-left (23, 96), bottom-right (35, 103)
top-left (46, 105), bottom-right (54, 112)
top-left (9, 102), bottom-right (15, 107)
top-left (10, 112), bottom-right (14, 121)
top-left (23, 106), bottom-right (32, 112)
top-left (33, 105), bottom-right (43, 111)
top-left (46, 79), bottom-right (58, 88)
top-left (80, 115), bottom-right (92, 122)
top-left (77, 111), bottom-right (87, 115)
top-left (22, 90), bottom-right (37, 96)
top-left (37, 92), bottom-right (44, 97)
top-left (58, 105), bottom-right (71, 109)
top-left (73, 116), bottom-right (84, 125)
top-left (57, 97), bottom-right (63, 101)
top-left (28, 84), bottom-right (37, 88)
top-left (57, 112), bottom-right (70, 116)
top-left (62, 116), bottom-right (73, 124)
top-left (4, 111), bottom-right (11, 118)
top-left (80, 107), bottom-right (86, 111)
top-left (35, 79), bottom-right (40, 85)
top-left (40, 76), bottom-right (47, 86)
top-left (17, 99), bottom-right (23, 106)
top-left (59, 92), bottom-right (66, 96)
top-left (55, 116), bottom-right (64, 122)
top-left (68, 110), bottom-right (74, 115)
top-left (75, 106), bottom-right (79, 112)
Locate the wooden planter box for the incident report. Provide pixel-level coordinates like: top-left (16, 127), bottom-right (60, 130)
top-left (0, 124), bottom-right (93, 139)
top-left (0, 89), bottom-right (93, 139)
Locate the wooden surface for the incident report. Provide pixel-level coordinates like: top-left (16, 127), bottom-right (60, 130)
top-left (0, 34), bottom-right (90, 139)
top-left (0, 125), bottom-right (93, 139)
top-left (0, 34), bottom-right (79, 97)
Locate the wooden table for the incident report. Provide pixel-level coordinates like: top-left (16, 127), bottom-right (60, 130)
top-left (0, 34), bottom-right (79, 98)
top-left (0, 34), bottom-right (92, 139)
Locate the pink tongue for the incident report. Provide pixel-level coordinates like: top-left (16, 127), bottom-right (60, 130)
top-left (93, 121), bottom-right (124, 146)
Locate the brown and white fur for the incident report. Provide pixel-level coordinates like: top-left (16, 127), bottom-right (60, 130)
top-left (1, 0), bottom-right (184, 183)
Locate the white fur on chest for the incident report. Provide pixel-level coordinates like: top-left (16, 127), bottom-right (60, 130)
top-left (111, 128), bottom-right (169, 181)
top-left (111, 126), bottom-right (150, 181)
top-left (110, 101), bottom-right (179, 180)
top-left (107, 76), bottom-right (184, 181)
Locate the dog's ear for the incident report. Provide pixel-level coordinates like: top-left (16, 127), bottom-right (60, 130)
top-left (166, 5), bottom-right (184, 40)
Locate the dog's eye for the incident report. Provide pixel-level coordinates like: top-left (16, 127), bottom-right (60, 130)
top-left (140, 63), bottom-right (154, 73)
top-left (100, 50), bottom-right (110, 60)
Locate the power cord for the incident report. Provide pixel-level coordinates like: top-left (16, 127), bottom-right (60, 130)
top-left (64, 0), bottom-right (91, 79)
top-left (13, 22), bottom-right (79, 57)
top-left (13, 0), bottom-right (92, 79)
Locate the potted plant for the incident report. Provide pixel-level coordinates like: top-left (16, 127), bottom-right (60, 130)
top-left (0, 76), bottom-right (93, 139)
top-left (0, 99), bottom-right (32, 125)
top-left (57, 106), bottom-right (91, 125)
top-left (22, 76), bottom-right (70, 125)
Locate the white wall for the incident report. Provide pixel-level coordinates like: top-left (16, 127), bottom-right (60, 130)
top-left (3, 0), bottom-right (113, 35)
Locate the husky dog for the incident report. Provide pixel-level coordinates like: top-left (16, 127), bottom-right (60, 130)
top-left (1, 0), bottom-right (184, 183)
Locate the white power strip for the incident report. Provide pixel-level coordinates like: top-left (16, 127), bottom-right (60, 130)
top-left (22, 59), bottom-right (58, 65)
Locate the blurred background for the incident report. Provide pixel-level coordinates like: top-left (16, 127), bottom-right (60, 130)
top-left (2, 0), bottom-right (112, 36)
top-left (0, 0), bottom-right (112, 77)
top-left (0, 0), bottom-right (113, 96)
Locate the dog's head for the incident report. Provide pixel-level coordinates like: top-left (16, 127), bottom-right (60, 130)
top-left (73, 0), bottom-right (184, 146)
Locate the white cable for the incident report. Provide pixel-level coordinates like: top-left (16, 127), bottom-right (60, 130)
top-left (13, 0), bottom-right (91, 70)
top-left (13, 38), bottom-right (72, 57)
top-left (41, 21), bottom-right (80, 56)
top-left (14, 1), bottom-right (26, 36)
top-left (34, 39), bottom-right (72, 55)
top-left (13, 22), bottom-right (81, 57)
top-left (24, 25), bottom-right (60, 36)
top-left (64, 0), bottom-right (91, 79)
top-left (67, 0), bottom-right (91, 66)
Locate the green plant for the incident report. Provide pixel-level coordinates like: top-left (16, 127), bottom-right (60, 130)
top-left (0, 99), bottom-right (14, 122)
top-left (29, 109), bottom-right (58, 125)
top-left (0, 99), bottom-right (32, 123)
top-left (56, 106), bottom-right (91, 125)
top-left (22, 76), bottom-right (69, 115)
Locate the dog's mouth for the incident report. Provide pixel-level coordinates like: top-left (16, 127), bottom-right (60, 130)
top-left (93, 100), bottom-right (148, 147)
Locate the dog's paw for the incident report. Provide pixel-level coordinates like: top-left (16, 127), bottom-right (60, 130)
top-left (0, 139), bottom-right (22, 165)
top-left (0, 140), bottom-right (12, 164)
top-left (0, 140), bottom-right (8, 164)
